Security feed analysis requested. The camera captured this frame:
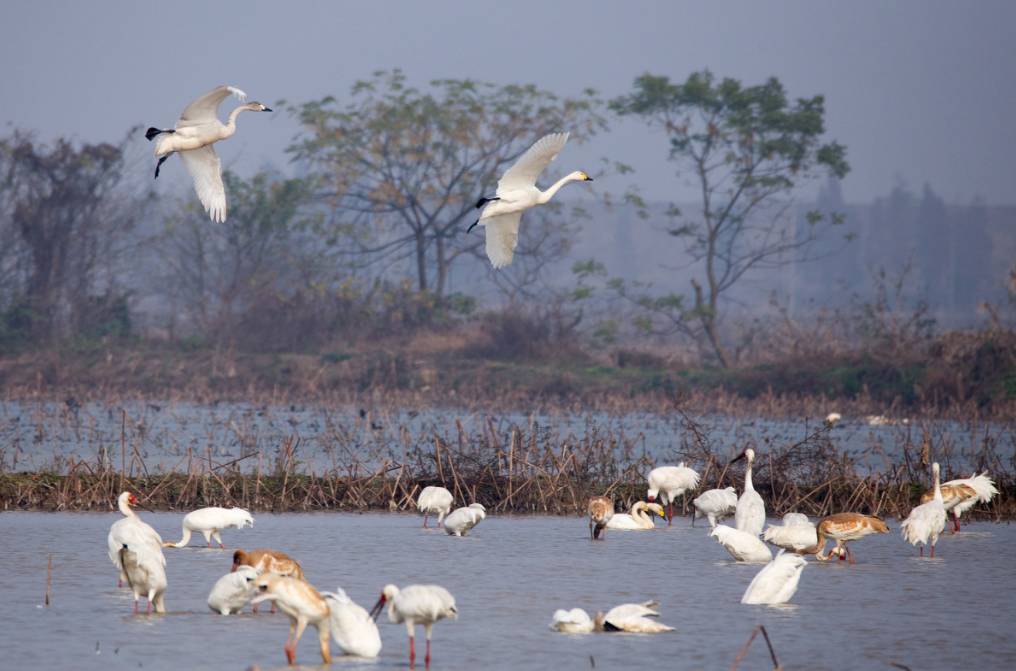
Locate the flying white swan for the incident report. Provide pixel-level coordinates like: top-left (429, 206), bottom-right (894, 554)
top-left (710, 525), bottom-right (773, 563)
top-left (731, 448), bottom-right (766, 536)
top-left (164, 506), bottom-right (253, 549)
top-left (369, 584), bottom-right (457, 668)
top-left (762, 512), bottom-right (818, 552)
top-left (741, 551), bottom-right (807, 605)
top-left (320, 588), bottom-right (383, 658)
top-left (146, 85), bottom-right (272, 223)
top-left (901, 462), bottom-right (947, 557)
top-left (417, 486), bottom-right (454, 528)
top-left (468, 132), bottom-right (593, 268)
top-left (443, 503), bottom-right (486, 537)
top-left (606, 501), bottom-right (666, 530)
top-left (920, 471), bottom-right (997, 533)
top-left (107, 492), bottom-right (164, 588)
top-left (207, 565), bottom-right (257, 615)
top-left (646, 464), bottom-right (700, 526)
top-left (692, 487), bottom-right (737, 528)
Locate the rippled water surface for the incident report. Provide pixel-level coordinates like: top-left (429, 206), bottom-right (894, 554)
top-left (2, 512), bottom-right (1015, 670)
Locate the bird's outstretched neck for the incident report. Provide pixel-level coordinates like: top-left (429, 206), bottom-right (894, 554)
top-left (537, 172), bottom-right (589, 204)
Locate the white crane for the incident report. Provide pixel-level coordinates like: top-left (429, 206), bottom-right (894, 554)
top-left (762, 513), bottom-right (818, 552)
top-left (417, 486), bottom-right (454, 528)
top-left (692, 487), bottom-right (737, 528)
top-left (646, 464), bottom-right (700, 526)
top-left (119, 542), bottom-right (168, 614)
top-left (251, 573), bottom-right (333, 665)
top-left (901, 462), bottom-right (947, 557)
top-left (731, 448), bottom-right (766, 536)
top-left (443, 503), bottom-right (486, 537)
top-left (146, 85), bottom-right (272, 222)
top-left (164, 506), bottom-right (253, 549)
top-left (320, 588), bottom-right (383, 658)
top-left (709, 525), bottom-right (773, 563)
top-left (107, 491), bottom-right (164, 588)
top-left (369, 584), bottom-right (457, 667)
top-left (207, 566), bottom-right (257, 615)
top-left (741, 551), bottom-right (807, 605)
top-left (606, 501), bottom-right (665, 530)
top-left (920, 471), bottom-right (997, 533)
top-left (468, 132), bottom-right (593, 268)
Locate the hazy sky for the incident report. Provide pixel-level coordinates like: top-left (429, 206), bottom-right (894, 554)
top-left (2, 1), bottom-right (1014, 204)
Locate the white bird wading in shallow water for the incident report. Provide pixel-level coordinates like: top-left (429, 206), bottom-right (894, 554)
top-left (741, 551), bottom-right (807, 605)
top-left (163, 506), bottom-right (253, 549)
top-left (370, 584), bottom-right (457, 668)
top-left (731, 448), bottom-right (766, 536)
top-left (443, 503), bottom-right (486, 536)
top-left (646, 464), bottom-right (700, 526)
top-left (207, 565), bottom-right (257, 615)
top-left (416, 486), bottom-right (454, 528)
top-left (692, 487), bottom-right (737, 528)
top-left (804, 512), bottom-right (889, 564)
top-left (901, 462), bottom-right (947, 557)
top-left (606, 501), bottom-right (666, 530)
top-left (919, 471), bottom-right (997, 533)
top-left (468, 132), bottom-right (593, 268)
top-left (710, 524), bottom-right (773, 563)
top-left (763, 512), bottom-right (818, 552)
top-left (119, 542), bottom-right (168, 614)
top-left (146, 85), bottom-right (272, 222)
top-left (320, 588), bottom-right (383, 659)
top-left (107, 491), bottom-right (164, 590)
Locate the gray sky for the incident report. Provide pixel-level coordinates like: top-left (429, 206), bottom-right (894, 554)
top-left (2, 0), bottom-right (1014, 204)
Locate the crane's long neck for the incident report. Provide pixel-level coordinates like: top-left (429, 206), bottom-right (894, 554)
top-left (933, 467), bottom-right (942, 503)
top-left (537, 174), bottom-right (581, 204)
top-left (118, 495), bottom-right (136, 518)
top-left (744, 457), bottom-right (754, 493)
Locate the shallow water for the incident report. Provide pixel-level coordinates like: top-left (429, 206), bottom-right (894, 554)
top-left (2, 512), bottom-right (1015, 670)
top-left (0, 400), bottom-right (1006, 473)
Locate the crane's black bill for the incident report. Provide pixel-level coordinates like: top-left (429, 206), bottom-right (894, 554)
top-left (467, 220), bottom-right (479, 234)
top-left (262, 107), bottom-right (273, 112)
top-left (368, 597), bottom-right (385, 621)
top-left (728, 449), bottom-right (747, 465)
top-left (585, 176), bottom-right (594, 182)
top-left (475, 196), bottom-right (499, 209)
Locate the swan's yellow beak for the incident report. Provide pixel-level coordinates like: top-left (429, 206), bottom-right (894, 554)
top-left (579, 172), bottom-right (593, 182)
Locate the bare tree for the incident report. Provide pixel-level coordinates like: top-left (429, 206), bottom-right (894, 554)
top-left (611, 71), bottom-right (850, 367)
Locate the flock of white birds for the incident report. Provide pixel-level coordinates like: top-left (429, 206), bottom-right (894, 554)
top-left (149, 85), bottom-right (593, 269)
top-left (105, 444), bottom-right (998, 667)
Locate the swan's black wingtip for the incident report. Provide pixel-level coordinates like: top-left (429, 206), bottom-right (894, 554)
top-left (145, 127), bottom-right (161, 141)
top-left (475, 196), bottom-right (500, 209)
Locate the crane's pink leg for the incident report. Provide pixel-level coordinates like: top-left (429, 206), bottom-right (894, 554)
top-left (284, 641), bottom-right (296, 666)
top-left (118, 579), bottom-right (123, 588)
top-left (919, 546), bottom-right (924, 557)
top-left (146, 599), bottom-right (152, 614)
top-left (207, 542), bottom-right (212, 548)
top-left (952, 513), bottom-right (960, 534)
top-left (425, 639), bottom-right (431, 667)
top-left (847, 546), bottom-right (855, 565)
top-left (667, 502), bottom-right (673, 527)
top-left (133, 600), bottom-right (139, 614)
top-left (930, 544), bottom-right (935, 558)
top-left (422, 514), bottom-right (429, 529)
top-left (408, 636), bottom-right (416, 667)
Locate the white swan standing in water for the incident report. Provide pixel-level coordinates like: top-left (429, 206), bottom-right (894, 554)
top-left (901, 462), bottom-right (947, 557)
top-left (468, 132), bottom-right (593, 268)
top-left (710, 525), bottom-right (773, 563)
top-left (646, 464), bottom-right (701, 526)
top-left (443, 503), bottom-right (486, 536)
top-left (207, 566), bottom-right (257, 615)
top-left (731, 448), bottom-right (766, 536)
top-left (741, 551), bottom-right (807, 605)
top-left (416, 486), bottom-right (454, 528)
top-left (164, 506), bottom-right (253, 549)
top-left (763, 513), bottom-right (818, 552)
top-left (606, 501), bottom-right (666, 530)
top-left (146, 85), bottom-right (272, 222)
top-left (692, 487), bottom-right (737, 528)
top-left (107, 491), bottom-right (164, 588)
top-left (320, 588), bottom-right (383, 658)
top-left (369, 584), bottom-right (457, 668)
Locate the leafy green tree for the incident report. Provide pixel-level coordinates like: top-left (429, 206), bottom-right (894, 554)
top-left (611, 71), bottom-right (849, 367)
top-left (287, 69), bottom-right (606, 299)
